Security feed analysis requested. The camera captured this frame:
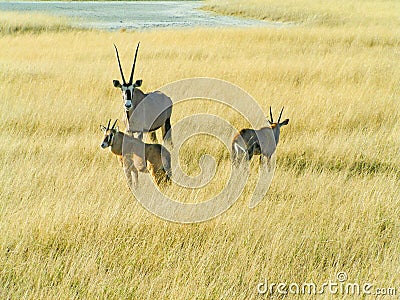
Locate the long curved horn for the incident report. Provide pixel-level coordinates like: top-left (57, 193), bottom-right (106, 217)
top-left (278, 107), bottom-right (284, 123)
top-left (114, 44), bottom-right (126, 84)
top-left (106, 119), bottom-right (111, 131)
top-left (111, 119), bottom-right (118, 130)
top-left (128, 42), bottom-right (140, 85)
top-left (269, 106), bottom-right (274, 123)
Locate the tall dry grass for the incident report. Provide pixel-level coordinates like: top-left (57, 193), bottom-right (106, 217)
top-left (0, 4), bottom-right (399, 299)
top-left (203, 0), bottom-right (400, 27)
top-left (0, 12), bottom-right (73, 35)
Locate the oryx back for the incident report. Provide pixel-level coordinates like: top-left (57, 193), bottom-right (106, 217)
top-left (128, 91), bottom-right (173, 133)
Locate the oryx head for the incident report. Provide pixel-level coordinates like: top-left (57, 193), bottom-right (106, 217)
top-left (113, 43), bottom-right (142, 112)
top-left (267, 106), bottom-right (289, 143)
top-left (100, 119), bottom-right (118, 148)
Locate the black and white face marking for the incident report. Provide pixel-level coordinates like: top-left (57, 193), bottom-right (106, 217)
top-left (112, 80), bottom-right (132, 111)
top-left (101, 130), bottom-right (114, 149)
top-left (113, 80), bottom-right (142, 112)
top-left (123, 86), bottom-right (132, 110)
top-left (100, 119), bottom-right (118, 149)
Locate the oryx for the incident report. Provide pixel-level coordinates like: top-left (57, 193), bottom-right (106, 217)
top-left (113, 43), bottom-right (173, 146)
top-left (232, 106), bottom-right (289, 167)
top-left (100, 119), bottom-right (172, 188)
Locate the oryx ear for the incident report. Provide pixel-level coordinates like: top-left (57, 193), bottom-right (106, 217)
top-left (113, 80), bottom-right (122, 88)
top-left (280, 119), bottom-right (289, 126)
top-left (116, 126), bottom-right (119, 132)
top-left (134, 79), bottom-right (142, 87)
top-left (100, 125), bottom-right (107, 132)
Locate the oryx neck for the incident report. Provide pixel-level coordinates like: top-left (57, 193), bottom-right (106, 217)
top-left (133, 88), bottom-right (146, 100)
top-left (260, 125), bottom-right (281, 144)
top-left (126, 88), bottom-right (147, 118)
top-left (110, 131), bottom-right (124, 156)
top-left (272, 127), bottom-right (281, 145)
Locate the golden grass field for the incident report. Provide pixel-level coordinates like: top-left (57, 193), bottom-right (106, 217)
top-left (0, 1), bottom-right (399, 298)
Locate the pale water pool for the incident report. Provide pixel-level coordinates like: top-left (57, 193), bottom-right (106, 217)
top-left (0, 1), bottom-right (288, 31)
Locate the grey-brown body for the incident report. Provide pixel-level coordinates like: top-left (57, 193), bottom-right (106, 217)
top-left (101, 120), bottom-right (171, 188)
top-left (124, 89), bottom-right (173, 144)
top-left (232, 107), bottom-right (289, 166)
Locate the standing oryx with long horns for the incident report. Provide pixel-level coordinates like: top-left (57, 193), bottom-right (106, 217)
top-left (232, 106), bottom-right (289, 167)
top-left (113, 43), bottom-right (173, 147)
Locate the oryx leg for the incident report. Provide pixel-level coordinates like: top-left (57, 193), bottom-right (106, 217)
top-left (161, 152), bottom-right (172, 182)
top-left (148, 131), bottom-right (158, 143)
top-left (267, 156), bottom-right (272, 172)
top-left (231, 145), bottom-right (239, 167)
top-left (117, 156), bottom-right (124, 167)
top-left (123, 165), bottom-right (134, 188)
top-left (260, 155), bottom-right (272, 172)
top-left (161, 118), bottom-right (173, 148)
top-left (130, 169), bottom-right (138, 189)
top-left (123, 157), bottom-right (138, 189)
top-left (147, 163), bottom-right (165, 186)
top-left (136, 132), bottom-right (144, 140)
top-left (232, 142), bottom-right (247, 167)
top-left (154, 168), bottom-right (170, 185)
top-left (147, 163), bottom-right (157, 184)
top-left (247, 149), bottom-right (254, 161)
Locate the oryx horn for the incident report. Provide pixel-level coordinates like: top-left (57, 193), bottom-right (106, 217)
top-left (114, 44), bottom-right (126, 84)
top-left (106, 119), bottom-right (111, 131)
top-left (111, 119), bottom-right (118, 130)
top-left (278, 107), bottom-right (284, 123)
top-left (128, 42), bottom-right (140, 85)
top-left (269, 106), bottom-right (274, 123)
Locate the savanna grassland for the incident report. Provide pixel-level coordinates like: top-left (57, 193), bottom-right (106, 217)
top-left (0, 1), bottom-right (399, 299)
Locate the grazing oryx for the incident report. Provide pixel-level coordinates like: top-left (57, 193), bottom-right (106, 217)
top-left (113, 43), bottom-right (173, 146)
top-left (232, 107), bottom-right (289, 167)
top-left (100, 119), bottom-right (172, 188)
